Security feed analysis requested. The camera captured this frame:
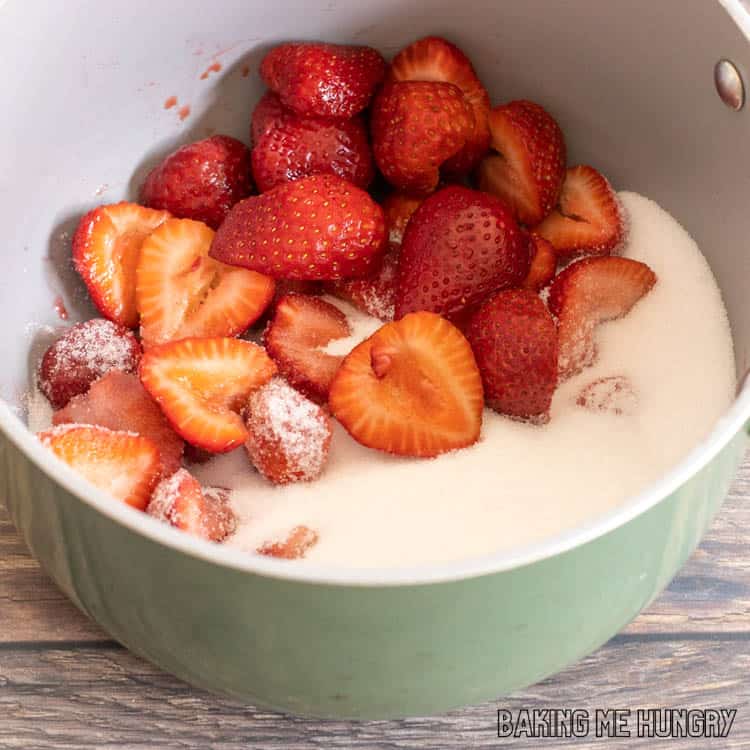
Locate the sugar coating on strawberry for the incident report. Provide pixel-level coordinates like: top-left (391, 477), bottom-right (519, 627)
top-left (209, 174), bottom-right (386, 281)
top-left (140, 135), bottom-right (253, 230)
top-left (257, 525), bottom-right (319, 559)
top-left (250, 91), bottom-right (289, 145)
top-left (395, 186), bottom-right (531, 319)
top-left (38, 319), bottom-right (142, 409)
top-left (465, 289), bottom-right (558, 421)
top-left (260, 42), bottom-right (385, 119)
top-left (371, 81), bottom-right (473, 195)
top-left (381, 193), bottom-right (423, 246)
top-left (576, 376), bottom-right (637, 416)
top-left (52, 371), bottom-right (184, 476)
top-left (522, 234), bottom-right (557, 291)
top-left (245, 378), bottom-right (332, 484)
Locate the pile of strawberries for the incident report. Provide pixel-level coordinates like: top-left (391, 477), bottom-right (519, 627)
top-left (36, 36), bottom-right (657, 558)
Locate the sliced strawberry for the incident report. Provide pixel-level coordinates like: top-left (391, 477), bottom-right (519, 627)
top-left (395, 186), bottom-right (531, 319)
top-left (533, 165), bottom-right (626, 258)
top-left (329, 312), bottom-right (483, 457)
top-left (139, 337), bottom-right (277, 452)
top-left (478, 100), bottom-right (566, 226)
top-left (465, 289), bottom-right (558, 421)
top-left (257, 525), bottom-right (319, 559)
top-left (548, 257), bottom-right (657, 379)
top-left (136, 218), bottom-right (275, 348)
top-left (250, 91), bottom-right (289, 145)
top-left (264, 294), bottom-right (351, 403)
top-left (260, 42), bottom-right (385, 118)
top-left (381, 193), bottom-right (423, 246)
top-left (147, 468), bottom-right (236, 541)
top-left (245, 378), bottom-right (332, 484)
top-left (251, 113), bottom-right (373, 192)
top-left (38, 318), bottom-right (142, 409)
top-left (52, 371), bottom-right (184, 476)
top-left (576, 376), bottom-right (637, 416)
top-left (73, 202), bottom-right (170, 328)
top-left (38, 424), bottom-right (161, 510)
top-left (522, 234), bottom-right (557, 291)
top-left (370, 81), bottom-right (473, 195)
top-left (389, 36), bottom-right (491, 174)
top-left (209, 174), bottom-right (386, 280)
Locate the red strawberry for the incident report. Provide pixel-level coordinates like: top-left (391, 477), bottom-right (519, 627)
top-left (209, 174), bottom-right (386, 280)
top-left (381, 193), bottom-right (423, 246)
top-left (264, 294), bottom-right (351, 403)
top-left (140, 135), bottom-right (253, 230)
top-left (370, 81), bottom-right (473, 195)
top-left (38, 424), bottom-right (161, 510)
top-left (533, 165), bottom-right (626, 258)
top-left (478, 100), bottom-right (566, 226)
top-left (522, 233), bottom-right (557, 291)
top-left (73, 202), bottom-right (170, 328)
top-left (465, 289), bottom-right (558, 421)
top-left (136, 218), bottom-right (274, 348)
top-left (548, 256), bottom-right (657, 378)
top-left (245, 378), bottom-right (332, 484)
top-left (250, 91), bottom-right (289, 144)
top-left (329, 311), bottom-right (483, 457)
top-left (260, 42), bottom-right (385, 118)
top-left (139, 337), bottom-right (277, 452)
top-left (576, 376), bottom-right (637, 416)
top-left (395, 186), bottom-right (531, 319)
top-left (147, 469), bottom-right (236, 542)
top-left (251, 113), bottom-right (373, 192)
top-left (389, 36), bottom-right (490, 174)
top-left (52, 371), bottom-right (184, 476)
top-left (257, 525), bottom-right (319, 559)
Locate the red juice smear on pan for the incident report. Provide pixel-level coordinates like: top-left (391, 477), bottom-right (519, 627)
top-left (53, 296), bottom-right (68, 321)
top-left (200, 61), bottom-right (222, 80)
top-left (241, 65), bottom-right (250, 78)
top-left (178, 104), bottom-right (191, 121)
top-left (164, 96), bottom-right (178, 109)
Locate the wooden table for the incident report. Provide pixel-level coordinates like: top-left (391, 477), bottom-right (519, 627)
top-left (1, 460), bottom-right (748, 749)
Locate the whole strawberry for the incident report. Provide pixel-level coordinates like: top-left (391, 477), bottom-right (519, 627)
top-left (465, 289), bottom-right (558, 421)
top-left (395, 186), bottom-right (531, 318)
top-left (141, 135), bottom-right (253, 230)
top-left (250, 91), bottom-right (289, 145)
top-left (260, 42), bottom-right (385, 119)
top-left (209, 174), bottom-right (386, 280)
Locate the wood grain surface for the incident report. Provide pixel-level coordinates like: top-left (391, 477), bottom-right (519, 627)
top-left (0, 459), bottom-right (748, 748)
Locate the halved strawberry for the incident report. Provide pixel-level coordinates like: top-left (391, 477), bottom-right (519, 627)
top-left (257, 525), bottom-right (319, 559)
top-left (478, 100), bottom-right (566, 226)
top-left (263, 294), bottom-right (351, 403)
top-left (548, 257), bottom-right (657, 379)
top-left (38, 424), bottom-right (161, 510)
top-left (329, 312), bottom-right (483, 457)
top-left (533, 165), bottom-right (626, 258)
top-left (73, 202), bottom-right (170, 328)
top-left (136, 218), bottom-right (275, 348)
top-left (576, 376), bottom-right (637, 416)
top-left (52, 371), bottom-right (184, 476)
top-left (147, 468), bottom-right (236, 541)
top-left (522, 234), bottom-right (557, 291)
top-left (139, 337), bottom-right (277, 452)
top-left (389, 36), bottom-right (491, 174)
top-left (381, 193), bottom-right (423, 246)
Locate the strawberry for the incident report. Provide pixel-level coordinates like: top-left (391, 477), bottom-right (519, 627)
top-left (250, 91), bottom-right (289, 145)
top-left (381, 193), bottom-right (423, 246)
top-left (140, 135), bottom-right (253, 230)
top-left (370, 81), bottom-right (473, 195)
top-left (73, 202), bottom-right (170, 328)
top-left (209, 174), bottom-right (386, 280)
top-left (395, 186), bottom-right (531, 319)
top-left (251, 113), bottom-right (373, 193)
top-left (329, 311), bottom-right (483, 457)
top-left (576, 376), bottom-right (637, 416)
top-left (548, 256), bottom-right (657, 378)
top-left (478, 100), bottom-right (566, 226)
top-left (263, 294), bottom-right (351, 403)
top-left (522, 233), bottom-right (557, 291)
top-left (389, 36), bottom-right (491, 174)
top-left (38, 318), bottom-right (142, 409)
top-left (260, 42), bottom-right (385, 119)
top-left (136, 218), bottom-right (275, 348)
top-left (38, 424), bottom-right (161, 510)
top-left (139, 337), bottom-right (277, 452)
top-left (257, 525), bottom-right (319, 559)
top-left (465, 289), bottom-right (558, 421)
top-left (533, 165), bottom-right (626, 258)
top-left (245, 378), bottom-right (332, 484)
top-left (147, 468), bottom-right (236, 541)
top-left (52, 371), bottom-right (184, 476)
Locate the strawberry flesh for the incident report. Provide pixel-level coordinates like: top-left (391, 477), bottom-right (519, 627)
top-left (522, 233), bottom-right (557, 291)
top-left (257, 525), bottom-right (319, 559)
top-left (381, 193), bottom-right (423, 246)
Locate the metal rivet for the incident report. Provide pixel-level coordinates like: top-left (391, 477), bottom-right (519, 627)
top-left (714, 59), bottom-right (745, 111)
